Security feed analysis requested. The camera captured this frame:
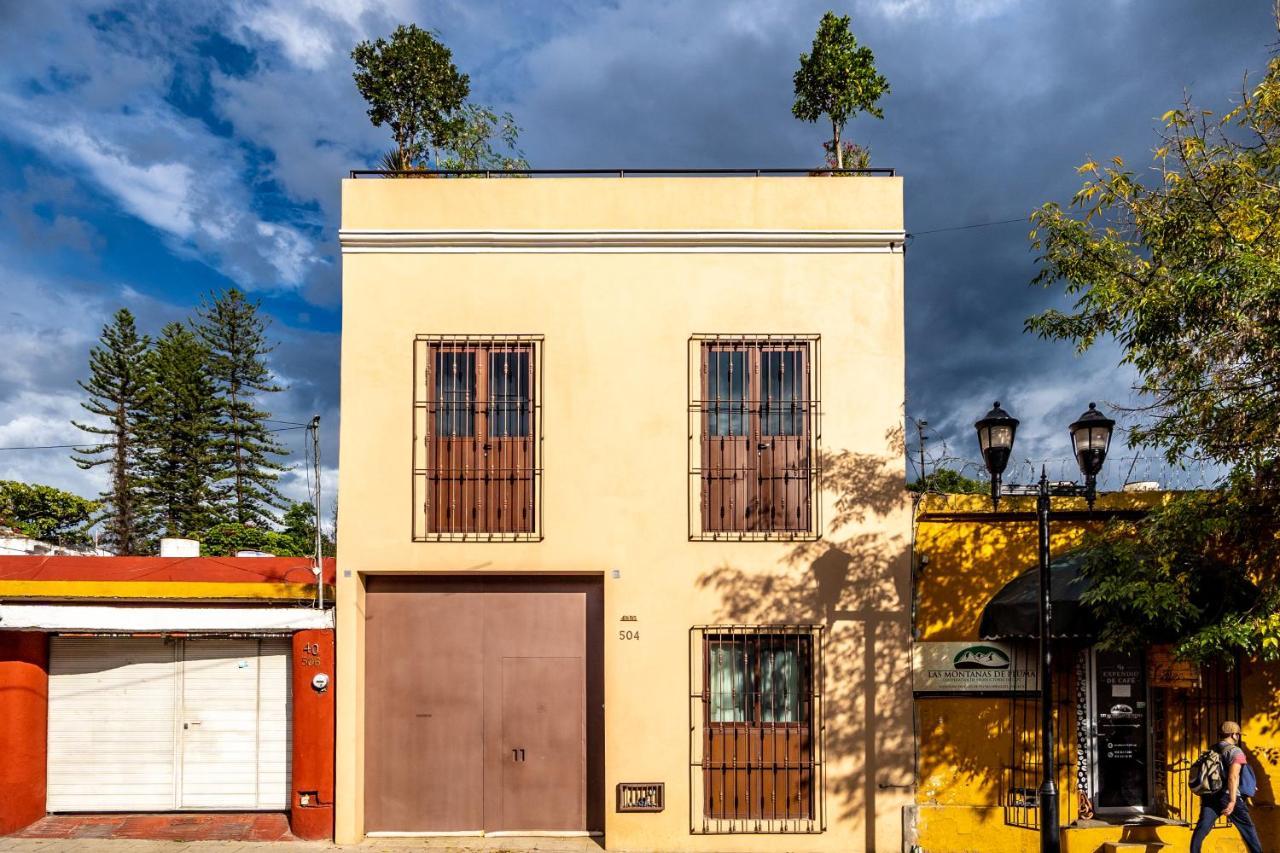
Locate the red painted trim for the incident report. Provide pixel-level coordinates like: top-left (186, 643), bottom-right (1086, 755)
top-left (0, 556), bottom-right (336, 585)
top-left (289, 629), bottom-right (335, 840)
top-left (0, 632), bottom-right (48, 835)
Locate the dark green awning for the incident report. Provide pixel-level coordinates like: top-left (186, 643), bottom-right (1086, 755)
top-left (979, 552), bottom-right (1098, 641)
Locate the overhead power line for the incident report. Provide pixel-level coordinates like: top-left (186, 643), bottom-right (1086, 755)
top-left (908, 216), bottom-right (1028, 237)
top-left (0, 425), bottom-right (307, 453)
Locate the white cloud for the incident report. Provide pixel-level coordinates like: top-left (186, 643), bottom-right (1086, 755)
top-left (46, 123), bottom-right (197, 239)
top-left (0, 3), bottom-right (332, 294)
top-left (862, 0), bottom-right (1020, 23)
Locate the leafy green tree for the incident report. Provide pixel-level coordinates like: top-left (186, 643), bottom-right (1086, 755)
top-left (72, 308), bottom-right (152, 554)
top-left (137, 323), bottom-right (219, 539)
top-left (1028, 45), bottom-right (1280, 661)
top-left (0, 481), bottom-right (99, 548)
top-left (195, 289), bottom-right (287, 527)
top-left (200, 522), bottom-right (304, 557)
top-left (352, 24), bottom-right (470, 169)
top-left (438, 104), bottom-right (528, 172)
top-left (792, 12), bottom-right (889, 170)
top-left (199, 502), bottom-right (333, 558)
top-left (281, 500), bottom-right (335, 557)
top-left (907, 468), bottom-right (988, 495)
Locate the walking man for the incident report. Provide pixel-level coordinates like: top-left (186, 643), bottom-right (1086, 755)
top-left (1190, 721), bottom-right (1263, 853)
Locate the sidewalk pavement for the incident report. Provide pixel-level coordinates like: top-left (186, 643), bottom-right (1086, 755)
top-left (0, 839), bottom-right (605, 853)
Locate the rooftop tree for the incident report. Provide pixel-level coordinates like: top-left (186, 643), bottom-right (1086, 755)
top-left (792, 12), bottom-right (889, 170)
top-left (352, 23), bottom-right (470, 170)
top-left (352, 24), bottom-right (527, 173)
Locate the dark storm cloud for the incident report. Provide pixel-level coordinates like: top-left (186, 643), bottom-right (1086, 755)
top-left (0, 0), bottom-right (1270, 508)
top-left (506, 0), bottom-right (1273, 476)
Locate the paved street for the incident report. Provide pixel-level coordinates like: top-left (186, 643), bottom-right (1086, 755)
top-left (0, 840), bottom-right (605, 853)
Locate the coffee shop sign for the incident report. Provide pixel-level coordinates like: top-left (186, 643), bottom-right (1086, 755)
top-left (913, 641), bottom-right (1039, 693)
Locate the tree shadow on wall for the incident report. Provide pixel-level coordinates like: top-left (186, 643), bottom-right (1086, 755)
top-left (912, 506), bottom-right (1048, 814)
top-left (695, 428), bottom-right (914, 852)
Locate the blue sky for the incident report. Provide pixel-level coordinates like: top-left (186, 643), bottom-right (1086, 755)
top-left (0, 0), bottom-right (1272, 514)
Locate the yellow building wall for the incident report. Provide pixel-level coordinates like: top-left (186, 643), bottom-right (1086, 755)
top-left (337, 177), bottom-right (912, 851)
top-left (914, 493), bottom-right (1280, 852)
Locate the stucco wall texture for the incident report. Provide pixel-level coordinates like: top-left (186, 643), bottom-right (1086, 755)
top-left (0, 632), bottom-right (48, 836)
top-left (336, 176), bottom-right (911, 850)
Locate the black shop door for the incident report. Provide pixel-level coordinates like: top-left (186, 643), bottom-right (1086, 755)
top-left (1094, 650), bottom-right (1149, 811)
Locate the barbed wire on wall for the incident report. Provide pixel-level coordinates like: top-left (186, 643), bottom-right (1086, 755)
top-left (906, 418), bottom-right (1225, 494)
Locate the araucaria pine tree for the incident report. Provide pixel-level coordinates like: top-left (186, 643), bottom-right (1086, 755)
top-left (72, 308), bottom-right (152, 554)
top-left (137, 323), bottom-right (220, 537)
top-left (195, 289), bottom-right (288, 525)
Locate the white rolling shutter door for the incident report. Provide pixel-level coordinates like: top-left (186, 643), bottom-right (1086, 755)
top-left (179, 639), bottom-right (262, 809)
top-left (47, 636), bottom-right (292, 812)
top-left (47, 637), bottom-right (179, 811)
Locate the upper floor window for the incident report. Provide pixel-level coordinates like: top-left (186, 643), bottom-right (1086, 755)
top-left (690, 336), bottom-right (820, 540)
top-left (412, 336), bottom-right (543, 541)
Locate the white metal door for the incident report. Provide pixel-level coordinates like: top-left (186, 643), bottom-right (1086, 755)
top-left (47, 636), bottom-right (291, 812)
top-left (47, 637), bottom-right (179, 811)
top-left (178, 638), bottom-right (291, 809)
top-left (255, 638), bottom-right (292, 809)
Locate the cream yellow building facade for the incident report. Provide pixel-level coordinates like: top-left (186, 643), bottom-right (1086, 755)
top-left (336, 175), bottom-right (912, 850)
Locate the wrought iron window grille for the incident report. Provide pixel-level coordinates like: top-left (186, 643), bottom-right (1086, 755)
top-left (688, 335), bottom-right (822, 541)
top-left (689, 625), bottom-right (826, 835)
top-left (412, 335), bottom-right (544, 542)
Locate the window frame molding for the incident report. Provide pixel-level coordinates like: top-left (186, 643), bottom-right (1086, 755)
top-left (688, 334), bottom-right (822, 541)
top-left (411, 334), bottom-right (545, 542)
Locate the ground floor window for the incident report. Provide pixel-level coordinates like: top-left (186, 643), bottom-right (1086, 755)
top-left (689, 625), bottom-right (825, 834)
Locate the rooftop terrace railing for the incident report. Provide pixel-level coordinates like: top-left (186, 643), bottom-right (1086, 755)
top-left (348, 167), bottom-right (896, 178)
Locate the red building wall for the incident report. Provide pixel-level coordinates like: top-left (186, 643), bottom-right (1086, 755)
top-left (0, 632), bottom-right (48, 835)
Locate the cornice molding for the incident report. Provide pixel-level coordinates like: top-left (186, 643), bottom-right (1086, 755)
top-left (338, 228), bottom-right (907, 253)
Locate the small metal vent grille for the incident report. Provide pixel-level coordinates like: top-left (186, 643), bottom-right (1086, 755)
top-left (616, 782), bottom-right (665, 813)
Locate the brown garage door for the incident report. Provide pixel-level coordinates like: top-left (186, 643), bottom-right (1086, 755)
top-left (364, 576), bottom-right (603, 834)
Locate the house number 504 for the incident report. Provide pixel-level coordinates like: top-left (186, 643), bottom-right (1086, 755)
top-left (618, 630), bottom-right (639, 640)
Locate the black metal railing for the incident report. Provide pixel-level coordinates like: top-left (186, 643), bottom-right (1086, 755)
top-left (350, 167), bottom-right (896, 178)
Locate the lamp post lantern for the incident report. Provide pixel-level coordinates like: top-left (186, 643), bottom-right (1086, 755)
top-left (1069, 402), bottom-right (1115, 509)
top-left (975, 402), bottom-right (1019, 510)
top-left (975, 401), bottom-right (1113, 853)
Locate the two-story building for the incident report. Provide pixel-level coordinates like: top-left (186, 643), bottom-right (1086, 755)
top-left (336, 172), bottom-right (912, 850)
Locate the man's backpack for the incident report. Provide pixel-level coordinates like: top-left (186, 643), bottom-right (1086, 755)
top-left (1241, 761), bottom-right (1258, 798)
top-left (1189, 748), bottom-right (1225, 795)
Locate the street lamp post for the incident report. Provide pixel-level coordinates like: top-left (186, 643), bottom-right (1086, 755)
top-left (975, 401), bottom-right (1114, 853)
